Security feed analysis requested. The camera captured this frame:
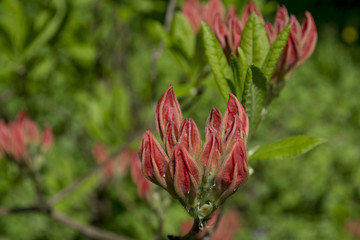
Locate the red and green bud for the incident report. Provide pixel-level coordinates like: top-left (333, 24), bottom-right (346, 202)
top-left (156, 85), bottom-right (183, 140)
top-left (223, 93), bottom-right (249, 139)
top-left (265, 6), bottom-right (317, 82)
top-left (163, 121), bottom-right (179, 156)
top-left (199, 129), bottom-right (222, 177)
top-left (169, 144), bottom-right (202, 206)
top-left (215, 141), bottom-right (248, 204)
top-left (139, 130), bottom-right (169, 189)
top-left (179, 119), bottom-right (201, 158)
top-left (206, 108), bottom-right (223, 138)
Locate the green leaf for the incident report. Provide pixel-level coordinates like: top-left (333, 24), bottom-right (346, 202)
top-left (202, 22), bottom-right (231, 101)
top-left (249, 136), bottom-right (327, 161)
top-left (245, 66), bottom-right (267, 136)
top-left (230, 54), bottom-right (241, 98)
top-left (241, 66), bottom-right (252, 106)
top-left (261, 24), bottom-right (291, 81)
top-left (239, 13), bottom-right (270, 68)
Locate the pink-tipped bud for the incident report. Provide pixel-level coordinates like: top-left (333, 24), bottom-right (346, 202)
top-left (183, 0), bottom-right (203, 32)
top-left (179, 119), bottom-right (202, 158)
top-left (214, 14), bottom-right (227, 48)
top-left (223, 116), bottom-right (245, 153)
top-left (241, 1), bottom-right (264, 25)
top-left (169, 144), bottom-right (202, 205)
top-left (206, 0), bottom-right (224, 27)
top-left (198, 130), bottom-right (222, 176)
top-left (227, 14), bottom-right (242, 54)
top-left (10, 124), bottom-right (27, 162)
top-left (156, 85), bottom-right (183, 140)
top-left (215, 141), bottom-right (248, 204)
top-left (206, 108), bottom-right (223, 138)
top-left (131, 151), bottom-right (152, 200)
top-left (298, 12), bottom-right (317, 66)
top-left (163, 121), bottom-right (179, 156)
top-left (223, 93), bottom-right (249, 139)
top-left (24, 120), bottom-right (40, 143)
top-left (139, 131), bottom-right (169, 189)
top-left (41, 127), bottom-right (54, 152)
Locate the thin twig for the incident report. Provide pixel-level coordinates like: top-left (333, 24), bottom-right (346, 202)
top-left (48, 126), bottom-right (150, 206)
top-left (50, 211), bottom-right (135, 240)
top-left (0, 206), bottom-right (44, 217)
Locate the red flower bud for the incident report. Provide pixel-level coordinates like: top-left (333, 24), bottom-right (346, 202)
top-left (223, 93), bottom-right (249, 139)
top-left (215, 141), bottom-right (248, 204)
top-left (10, 124), bottom-right (27, 162)
top-left (223, 115), bottom-right (245, 153)
top-left (156, 85), bottom-right (183, 140)
top-left (241, 1), bottom-right (264, 25)
top-left (139, 131), bottom-right (169, 189)
top-left (179, 119), bottom-right (201, 158)
top-left (163, 121), bottom-right (179, 156)
top-left (169, 144), bottom-right (202, 205)
top-left (266, 6), bottom-right (317, 81)
top-left (41, 127), bottom-right (54, 152)
top-left (198, 129), bottom-right (222, 176)
top-left (206, 108), bottom-right (223, 138)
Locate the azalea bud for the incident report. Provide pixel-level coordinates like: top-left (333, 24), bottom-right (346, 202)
top-left (139, 130), bottom-right (169, 189)
top-left (156, 85), bottom-right (183, 140)
top-left (223, 116), bottom-right (245, 153)
top-left (24, 120), bottom-right (40, 143)
top-left (163, 121), bottom-right (179, 156)
top-left (214, 14), bottom-right (227, 48)
top-left (198, 130), bottom-right (222, 176)
top-left (223, 93), bottom-right (249, 139)
top-left (206, 108), bottom-right (223, 138)
top-left (227, 13), bottom-right (242, 54)
top-left (10, 124), bottom-right (27, 162)
top-left (241, 1), bottom-right (264, 25)
top-left (169, 144), bottom-right (202, 206)
top-left (215, 141), bottom-right (248, 205)
top-left (179, 119), bottom-right (201, 158)
top-left (41, 127), bottom-right (54, 152)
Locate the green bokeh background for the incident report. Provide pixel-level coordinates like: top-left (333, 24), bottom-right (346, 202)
top-left (0, 0), bottom-right (359, 239)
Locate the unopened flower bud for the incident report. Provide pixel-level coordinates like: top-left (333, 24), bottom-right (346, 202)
top-left (169, 144), bottom-right (202, 206)
top-left (198, 130), bottom-right (222, 177)
top-left (223, 93), bottom-right (249, 139)
top-left (41, 127), bottom-right (54, 152)
top-left (179, 119), bottom-right (201, 158)
top-left (163, 121), bottom-right (179, 156)
top-left (215, 141), bottom-right (248, 205)
top-left (139, 131), bottom-right (169, 189)
top-left (206, 108), bottom-right (223, 138)
top-left (156, 85), bottom-right (183, 140)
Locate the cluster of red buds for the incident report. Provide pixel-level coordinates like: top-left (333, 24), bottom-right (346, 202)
top-left (0, 111), bottom-right (53, 162)
top-left (182, 0), bottom-right (317, 82)
top-left (92, 144), bottom-right (152, 200)
top-left (139, 86), bottom-right (249, 219)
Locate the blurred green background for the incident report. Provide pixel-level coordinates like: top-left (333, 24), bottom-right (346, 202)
top-left (0, 0), bottom-right (359, 239)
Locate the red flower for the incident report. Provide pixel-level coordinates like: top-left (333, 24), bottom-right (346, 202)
top-left (139, 86), bottom-right (249, 214)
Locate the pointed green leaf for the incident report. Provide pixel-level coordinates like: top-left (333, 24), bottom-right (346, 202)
top-left (241, 66), bottom-right (252, 106)
top-left (239, 13), bottom-right (270, 68)
top-left (230, 54), bottom-right (241, 98)
top-left (171, 13), bottom-right (196, 59)
top-left (262, 24), bottom-right (291, 82)
top-left (202, 22), bottom-right (231, 101)
top-left (249, 136), bottom-right (327, 161)
top-left (245, 66), bottom-right (267, 136)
